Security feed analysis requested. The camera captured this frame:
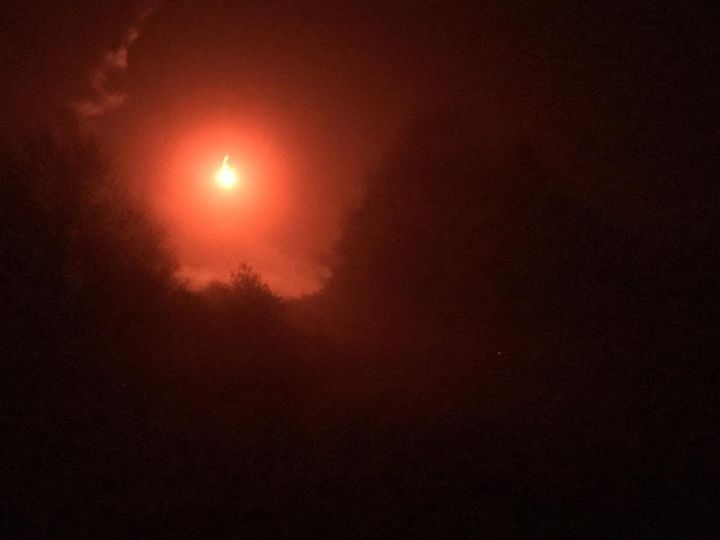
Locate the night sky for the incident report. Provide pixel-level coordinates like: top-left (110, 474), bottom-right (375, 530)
top-left (1, 2), bottom-right (718, 537)
top-left (5, 1), bottom-right (529, 293)
top-left (7, 1), bottom-right (702, 294)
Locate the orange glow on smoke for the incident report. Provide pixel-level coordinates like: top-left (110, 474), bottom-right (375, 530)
top-left (153, 121), bottom-right (301, 292)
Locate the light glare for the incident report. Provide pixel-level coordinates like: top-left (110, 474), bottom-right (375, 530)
top-left (215, 155), bottom-right (238, 189)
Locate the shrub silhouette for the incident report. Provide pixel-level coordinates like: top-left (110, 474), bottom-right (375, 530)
top-left (1, 112), bottom-right (716, 536)
top-left (323, 113), bottom-right (633, 363)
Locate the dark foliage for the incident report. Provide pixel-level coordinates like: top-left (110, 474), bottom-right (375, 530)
top-left (2, 10), bottom-right (719, 529)
top-left (2, 114), bottom-right (716, 537)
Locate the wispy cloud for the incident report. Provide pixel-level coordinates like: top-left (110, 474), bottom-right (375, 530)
top-left (73, 6), bottom-right (158, 121)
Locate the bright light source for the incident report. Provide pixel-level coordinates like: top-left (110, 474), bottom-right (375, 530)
top-left (215, 155), bottom-right (239, 189)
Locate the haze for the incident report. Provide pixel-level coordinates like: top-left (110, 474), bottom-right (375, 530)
top-left (1, 2), bottom-right (717, 536)
top-left (4, 1), bottom-right (520, 295)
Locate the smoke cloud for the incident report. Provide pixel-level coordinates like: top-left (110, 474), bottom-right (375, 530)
top-left (74, 7), bottom-right (156, 121)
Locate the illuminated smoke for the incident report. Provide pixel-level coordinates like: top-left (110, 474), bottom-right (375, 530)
top-left (73, 6), bottom-right (157, 121)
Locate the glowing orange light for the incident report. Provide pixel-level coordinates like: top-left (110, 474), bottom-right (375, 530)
top-left (215, 155), bottom-right (239, 189)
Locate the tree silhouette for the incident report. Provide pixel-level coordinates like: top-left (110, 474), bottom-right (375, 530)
top-left (323, 113), bottom-right (631, 358)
